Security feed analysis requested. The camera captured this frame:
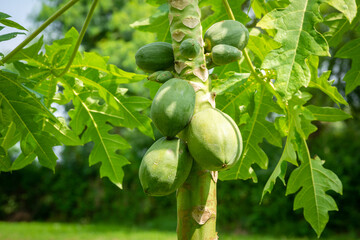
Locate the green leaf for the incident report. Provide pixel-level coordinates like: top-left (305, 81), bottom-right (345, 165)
top-left (335, 38), bottom-right (360, 94)
top-left (0, 18), bottom-right (27, 31)
top-left (146, 0), bottom-right (167, 6)
top-left (66, 68), bottom-right (153, 138)
top-left (286, 137), bottom-right (342, 237)
top-left (325, 0), bottom-right (357, 23)
top-left (63, 78), bottom-right (131, 188)
top-left (307, 56), bottom-right (347, 105)
top-left (0, 12), bottom-right (11, 20)
top-left (200, 0), bottom-right (250, 32)
top-left (261, 114), bottom-right (298, 201)
top-left (251, 0), bottom-right (290, 19)
top-left (130, 4), bottom-right (171, 42)
top-left (219, 85), bottom-right (282, 182)
top-left (323, 9), bottom-right (360, 47)
top-left (212, 73), bottom-right (250, 95)
top-left (247, 31), bottom-right (281, 62)
top-left (258, 0), bottom-right (330, 99)
top-left (0, 71), bottom-right (60, 170)
top-left (0, 32), bottom-right (25, 42)
top-left (306, 105), bottom-right (352, 122)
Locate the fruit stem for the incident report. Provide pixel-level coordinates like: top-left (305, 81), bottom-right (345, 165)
top-left (1, 0), bottom-right (80, 65)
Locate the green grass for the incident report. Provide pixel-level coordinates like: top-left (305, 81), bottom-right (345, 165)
top-left (0, 222), bottom-right (357, 240)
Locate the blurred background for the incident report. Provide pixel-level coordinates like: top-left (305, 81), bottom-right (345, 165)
top-left (0, 0), bottom-right (359, 239)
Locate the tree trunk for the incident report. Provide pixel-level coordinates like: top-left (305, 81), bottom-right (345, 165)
top-left (167, 0), bottom-right (218, 239)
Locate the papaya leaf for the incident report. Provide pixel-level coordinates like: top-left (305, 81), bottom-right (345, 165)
top-left (0, 18), bottom-right (27, 31)
top-left (62, 78), bottom-right (131, 188)
top-left (66, 70), bottom-right (153, 138)
top-left (219, 85), bottom-right (282, 182)
top-left (307, 56), bottom-right (347, 105)
top-left (247, 31), bottom-right (281, 62)
top-left (130, 4), bottom-right (171, 42)
top-left (215, 76), bottom-right (255, 124)
top-left (0, 71), bottom-right (61, 170)
top-left (335, 38), bottom-right (360, 94)
top-left (251, 0), bottom-right (290, 19)
top-left (212, 73), bottom-right (250, 95)
top-left (323, 8), bottom-right (360, 47)
top-left (258, 0), bottom-right (331, 99)
top-left (286, 137), bottom-right (342, 237)
top-left (200, 0), bottom-right (250, 32)
top-left (325, 0), bottom-right (357, 23)
top-left (0, 32), bottom-right (25, 43)
top-left (261, 114), bottom-right (297, 202)
top-left (306, 105), bottom-right (352, 122)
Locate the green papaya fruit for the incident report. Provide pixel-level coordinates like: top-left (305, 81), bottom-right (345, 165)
top-left (179, 38), bottom-right (201, 59)
top-left (148, 71), bottom-right (174, 83)
top-left (204, 20), bottom-right (249, 52)
top-left (211, 44), bottom-right (241, 65)
top-left (186, 107), bottom-right (243, 171)
top-left (151, 78), bottom-right (195, 137)
top-left (135, 42), bottom-right (174, 73)
top-left (139, 137), bottom-right (193, 196)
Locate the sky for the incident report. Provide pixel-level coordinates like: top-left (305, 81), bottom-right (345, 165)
top-left (1, 0), bottom-right (41, 53)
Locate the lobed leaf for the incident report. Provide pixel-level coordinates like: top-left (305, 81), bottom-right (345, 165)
top-left (258, 0), bottom-right (330, 99)
top-left (286, 137), bottom-right (342, 237)
top-left (219, 85), bottom-right (282, 182)
top-left (335, 38), bottom-right (360, 93)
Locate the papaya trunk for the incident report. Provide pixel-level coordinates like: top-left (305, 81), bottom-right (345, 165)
top-left (167, 0), bottom-right (218, 239)
top-left (177, 164), bottom-right (218, 239)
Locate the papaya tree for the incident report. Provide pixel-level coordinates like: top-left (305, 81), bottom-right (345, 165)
top-left (0, 0), bottom-right (358, 239)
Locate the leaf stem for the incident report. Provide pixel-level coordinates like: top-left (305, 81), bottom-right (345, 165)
top-left (221, 0), bottom-right (287, 110)
top-left (0, 0), bottom-right (81, 65)
top-left (54, 0), bottom-right (99, 78)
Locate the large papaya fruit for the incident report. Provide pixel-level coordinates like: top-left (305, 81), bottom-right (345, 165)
top-left (151, 78), bottom-right (195, 137)
top-left (139, 137), bottom-right (193, 196)
top-left (186, 107), bottom-right (243, 171)
top-left (204, 20), bottom-right (249, 52)
top-left (135, 42), bottom-right (174, 73)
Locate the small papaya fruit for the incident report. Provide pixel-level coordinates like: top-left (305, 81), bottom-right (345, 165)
top-left (148, 71), bottom-right (174, 83)
top-left (139, 137), bottom-right (193, 196)
top-left (186, 107), bottom-right (243, 171)
top-left (135, 42), bottom-right (174, 73)
top-left (204, 20), bottom-right (249, 52)
top-left (151, 78), bottom-right (195, 137)
top-left (179, 38), bottom-right (201, 59)
top-left (211, 44), bottom-right (241, 65)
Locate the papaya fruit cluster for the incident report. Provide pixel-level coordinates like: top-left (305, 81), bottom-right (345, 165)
top-left (135, 20), bottom-right (248, 197)
top-left (205, 20), bottom-right (249, 67)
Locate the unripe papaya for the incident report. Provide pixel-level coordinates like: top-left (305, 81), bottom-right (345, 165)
top-left (204, 20), bottom-right (249, 52)
top-left (148, 70), bottom-right (174, 83)
top-left (151, 78), bottom-right (195, 137)
top-left (139, 137), bottom-right (193, 196)
top-left (186, 108), bottom-right (243, 171)
top-left (179, 38), bottom-right (201, 59)
top-left (135, 42), bottom-right (174, 73)
top-left (211, 44), bottom-right (241, 65)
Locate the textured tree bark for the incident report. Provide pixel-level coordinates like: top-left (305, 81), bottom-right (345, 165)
top-left (167, 0), bottom-right (218, 239)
